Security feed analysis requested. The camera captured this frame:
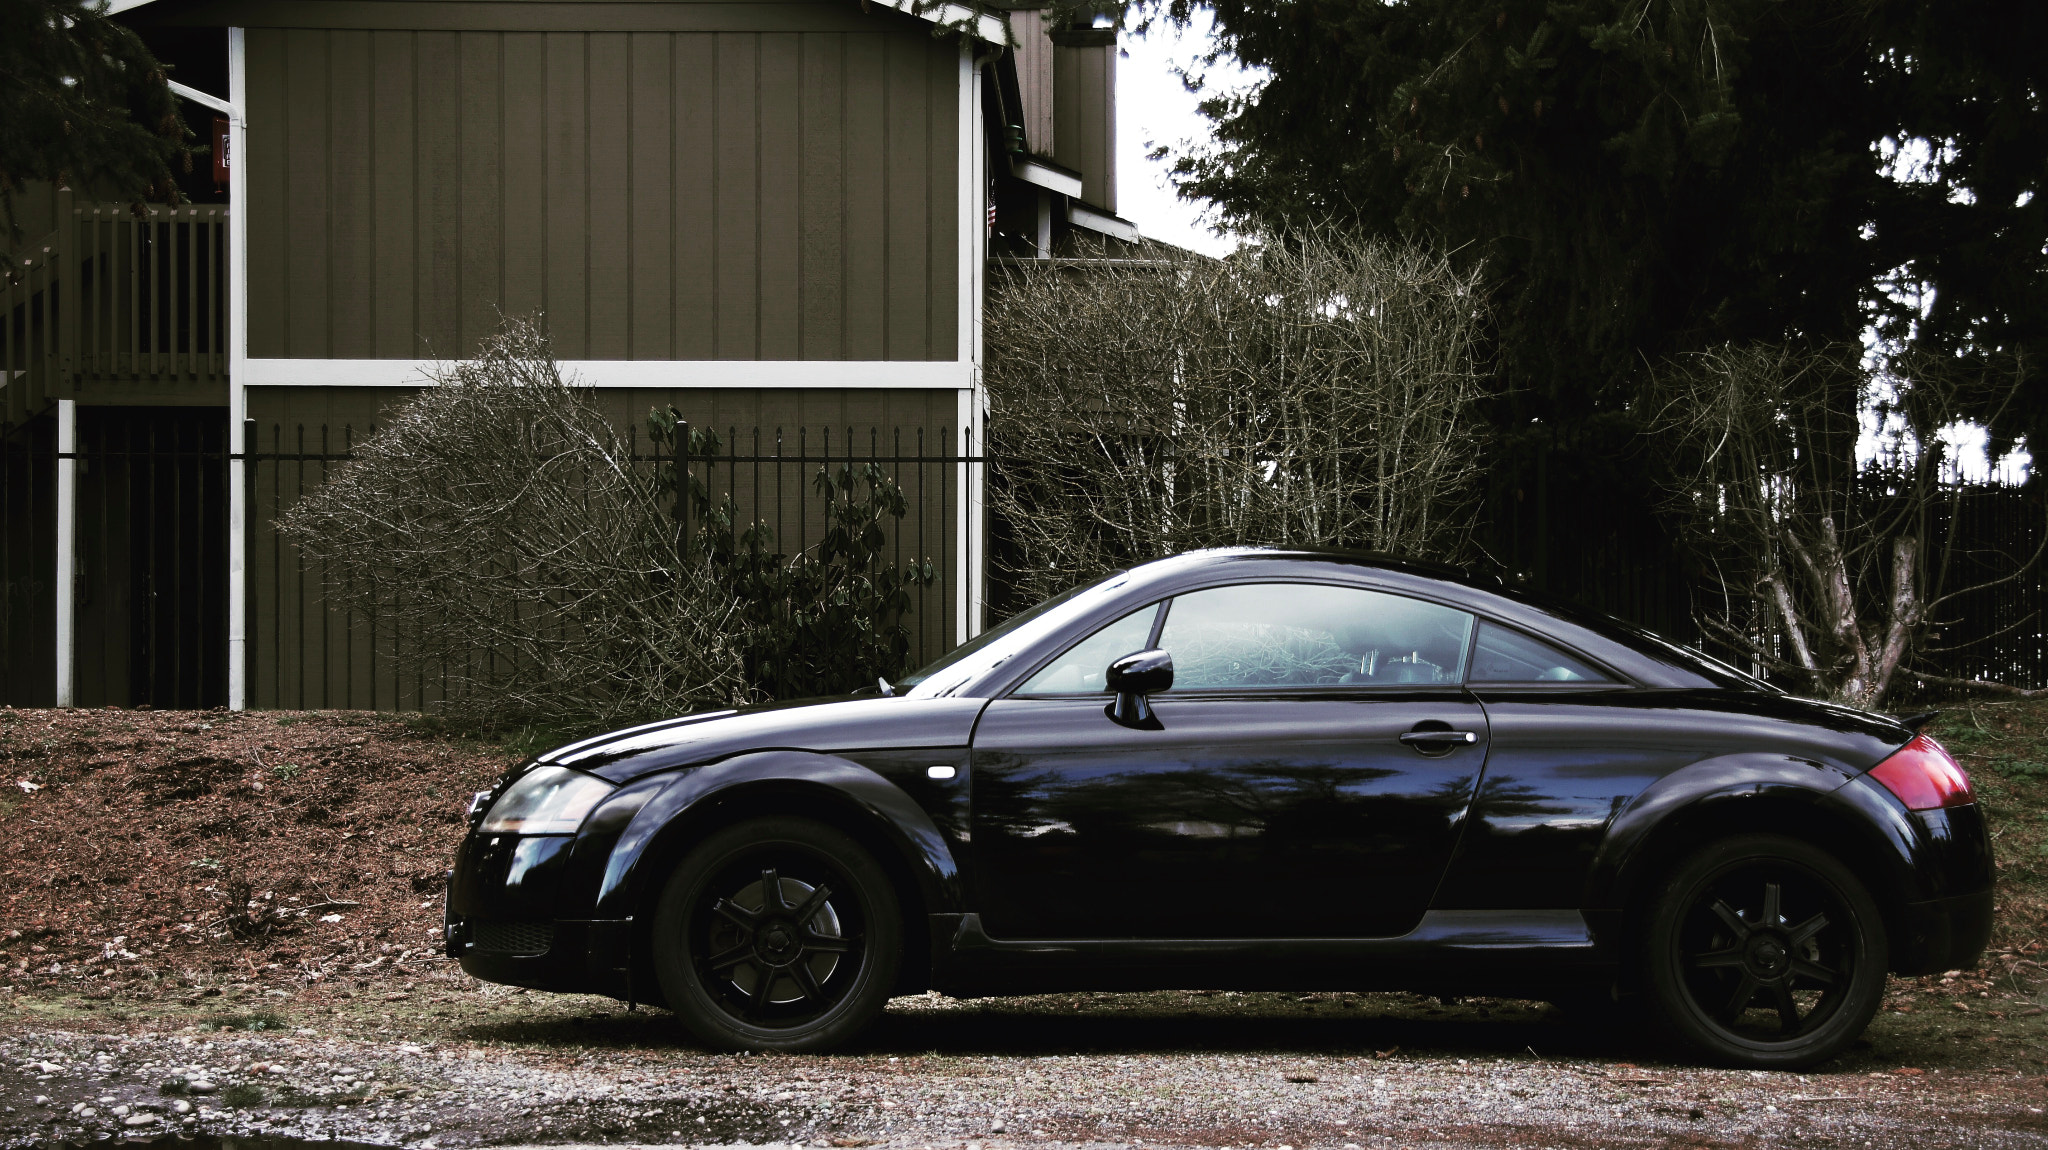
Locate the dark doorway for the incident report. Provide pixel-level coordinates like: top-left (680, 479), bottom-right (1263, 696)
top-left (0, 415), bottom-right (58, 706)
top-left (76, 407), bottom-right (228, 708)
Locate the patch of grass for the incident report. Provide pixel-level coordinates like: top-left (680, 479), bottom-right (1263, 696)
top-left (272, 762), bottom-right (304, 780)
top-left (1996, 757), bottom-right (2048, 780)
top-left (206, 1010), bottom-right (288, 1032)
top-left (399, 712), bottom-right (597, 760)
top-left (497, 722), bottom-right (595, 761)
top-left (219, 1083), bottom-right (268, 1108)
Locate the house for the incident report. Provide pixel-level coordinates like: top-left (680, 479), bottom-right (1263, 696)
top-left (0, 0), bottom-right (1142, 709)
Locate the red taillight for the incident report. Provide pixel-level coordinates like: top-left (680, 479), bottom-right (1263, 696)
top-left (1868, 734), bottom-right (1974, 811)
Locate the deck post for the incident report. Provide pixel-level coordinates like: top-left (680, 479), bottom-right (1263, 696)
top-left (226, 26), bottom-right (249, 710)
top-left (956, 45), bottom-right (988, 644)
top-left (55, 399), bottom-right (75, 707)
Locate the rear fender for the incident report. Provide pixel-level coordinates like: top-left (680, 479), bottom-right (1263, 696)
top-left (1587, 751), bottom-right (1917, 914)
top-left (591, 750), bottom-right (962, 921)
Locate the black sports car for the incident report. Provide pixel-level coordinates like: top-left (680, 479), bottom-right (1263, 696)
top-left (446, 548), bottom-right (1992, 1067)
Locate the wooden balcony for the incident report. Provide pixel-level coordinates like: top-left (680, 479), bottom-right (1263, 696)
top-left (1, 192), bottom-right (229, 429)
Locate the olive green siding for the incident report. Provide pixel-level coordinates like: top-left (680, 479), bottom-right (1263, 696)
top-left (1052, 35), bottom-right (1115, 214)
top-left (244, 385), bottom-right (961, 711)
top-left (244, 24), bottom-right (960, 363)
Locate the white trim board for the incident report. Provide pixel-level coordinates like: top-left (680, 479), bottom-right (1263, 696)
top-left (244, 358), bottom-right (975, 389)
top-left (1010, 156), bottom-right (1084, 199)
top-left (226, 25), bottom-right (249, 711)
top-left (167, 79), bottom-right (233, 116)
top-left (107, 0), bottom-right (1007, 40)
top-left (55, 400), bottom-right (76, 708)
top-left (1067, 201), bottom-right (1142, 243)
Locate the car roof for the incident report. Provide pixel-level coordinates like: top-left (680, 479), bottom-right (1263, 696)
top-left (974, 546), bottom-right (1773, 695)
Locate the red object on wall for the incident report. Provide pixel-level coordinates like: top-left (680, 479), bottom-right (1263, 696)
top-left (212, 117), bottom-right (231, 186)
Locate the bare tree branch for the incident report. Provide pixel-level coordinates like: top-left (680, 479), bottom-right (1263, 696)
top-left (277, 315), bottom-right (751, 728)
top-left (984, 230), bottom-right (1490, 605)
top-left (1651, 342), bottom-right (2037, 708)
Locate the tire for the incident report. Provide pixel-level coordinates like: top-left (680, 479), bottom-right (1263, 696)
top-left (1642, 833), bottom-right (1887, 1069)
top-left (651, 815), bottom-right (903, 1052)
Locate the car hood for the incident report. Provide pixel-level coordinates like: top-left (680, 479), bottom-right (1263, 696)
top-left (536, 696), bottom-right (991, 783)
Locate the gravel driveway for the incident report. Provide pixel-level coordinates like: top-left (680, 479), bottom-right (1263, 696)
top-left (4, 987), bottom-right (2045, 1150)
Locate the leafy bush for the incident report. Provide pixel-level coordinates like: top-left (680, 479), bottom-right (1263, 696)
top-left (646, 412), bottom-right (936, 699)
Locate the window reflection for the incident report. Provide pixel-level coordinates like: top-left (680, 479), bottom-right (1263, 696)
top-left (1158, 583), bottom-right (1475, 690)
top-left (1016, 603), bottom-right (1160, 694)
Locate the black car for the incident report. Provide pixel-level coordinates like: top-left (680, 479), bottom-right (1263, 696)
top-left (446, 548), bottom-right (1992, 1067)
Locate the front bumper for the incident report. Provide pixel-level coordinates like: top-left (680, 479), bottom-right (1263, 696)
top-left (445, 912), bottom-right (640, 998)
top-left (446, 828), bottom-right (640, 999)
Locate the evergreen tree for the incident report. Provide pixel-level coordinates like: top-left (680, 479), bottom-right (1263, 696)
top-left (0, 0), bottom-right (187, 266)
top-left (1160, 0), bottom-right (2046, 454)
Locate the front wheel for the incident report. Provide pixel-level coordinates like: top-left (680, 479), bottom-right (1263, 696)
top-left (1642, 834), bottom-right (1887, 1069)
top-left (651, 816), bottom-right (902, 1052)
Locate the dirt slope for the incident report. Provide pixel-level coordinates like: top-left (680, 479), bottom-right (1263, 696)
top-left (0, 707), bottom-right (515, 996)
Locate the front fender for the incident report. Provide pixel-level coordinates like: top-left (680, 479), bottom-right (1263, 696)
top-left (590, 750), bottom-right (962, 921)
top-left (1586, 751), bottom-right (1913, 911)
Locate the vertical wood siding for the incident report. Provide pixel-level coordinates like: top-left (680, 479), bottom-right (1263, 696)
top-left (245, 28), bottom-right (959, 362)
top-left (243, 386), bottom-right (962, 711)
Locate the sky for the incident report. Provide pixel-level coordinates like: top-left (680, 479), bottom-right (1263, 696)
top-left (1112, 11), bottom-right (1251, 258)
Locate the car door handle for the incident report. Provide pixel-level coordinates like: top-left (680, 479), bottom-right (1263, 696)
top-left (1399, 730), bottom-right (1479, 750)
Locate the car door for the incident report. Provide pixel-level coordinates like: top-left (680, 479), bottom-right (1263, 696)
top-left (968, 581), bottom-right (1491, 940)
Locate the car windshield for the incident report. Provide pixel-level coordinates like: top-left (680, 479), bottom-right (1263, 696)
top-left (898, 570), bottom-right (1131, 697)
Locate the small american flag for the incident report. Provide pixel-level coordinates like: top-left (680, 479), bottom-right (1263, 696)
top-left (987, 197), bottom-right (997, 236)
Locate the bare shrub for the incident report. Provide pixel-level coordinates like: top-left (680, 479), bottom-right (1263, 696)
top-left (1652, 343), bottom-right (2041, 707)
top-left (278, 316), bottom-right (750, 727)
top-left (983, 230), bottom-right (1489, 606)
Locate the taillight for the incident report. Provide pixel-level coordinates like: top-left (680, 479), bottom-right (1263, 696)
top-left (1868, 734), bottom-right (1974, 811)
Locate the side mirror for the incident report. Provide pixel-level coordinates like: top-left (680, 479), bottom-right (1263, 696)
top-left (1104, 649), bottom-right (1173, 728)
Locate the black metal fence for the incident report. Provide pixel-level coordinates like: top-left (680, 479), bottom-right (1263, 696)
top-left (244, 420), bottom-right (967, 712)
top-left (0, 407), bottom-right (2040, 709)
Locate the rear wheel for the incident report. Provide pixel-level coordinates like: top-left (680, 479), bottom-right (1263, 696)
top-left (1643, 834), bottom-right (1886, 1069)
top-left (651, 816), bottom-right (902, 1052)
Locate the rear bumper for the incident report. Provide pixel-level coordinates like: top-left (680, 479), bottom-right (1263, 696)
top-left (1885, 800), bottom-right (1994, 975)
top-left (1891, 887), bottom-right (1994, 976)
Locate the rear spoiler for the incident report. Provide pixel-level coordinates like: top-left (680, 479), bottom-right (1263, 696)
top-left (1894, 710), bottom-right (1940, 732)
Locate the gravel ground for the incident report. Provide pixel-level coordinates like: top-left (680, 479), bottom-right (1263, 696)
top-left (2, 986), bottom-right (2046, 1149)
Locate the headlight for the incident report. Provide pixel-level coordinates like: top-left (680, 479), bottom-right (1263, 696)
top-left (479, 766), bottom-right (616, 834)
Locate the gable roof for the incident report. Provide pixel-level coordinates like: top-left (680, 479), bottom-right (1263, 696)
top-left (106, 0), bottom-right (1008, 42)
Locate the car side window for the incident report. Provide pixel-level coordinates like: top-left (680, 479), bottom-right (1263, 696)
top-left (1014, 603), bottom-right (1161, 695)
top-left (1469, 620), bottom-right (1611, 682)
top-left (1157, 583), bottom-right (1474, 690)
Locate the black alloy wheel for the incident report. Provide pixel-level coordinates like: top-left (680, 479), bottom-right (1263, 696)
top-left (652, 816), bottom-right (902, 1052)
top-left (1644, 834), bottom-right (1887, 1069)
